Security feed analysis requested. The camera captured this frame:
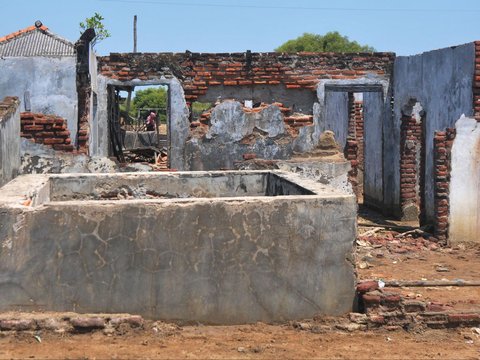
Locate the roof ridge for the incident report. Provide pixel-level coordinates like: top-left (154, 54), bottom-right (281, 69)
top-left (0, 24), bottom-right (49, 43)
top-left (0, 23), bottom-right (75, 57)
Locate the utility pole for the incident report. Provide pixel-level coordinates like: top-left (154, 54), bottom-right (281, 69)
top-left (133, 15), bottom-right (137, 53)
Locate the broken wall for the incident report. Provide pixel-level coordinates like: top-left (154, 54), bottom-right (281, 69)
top-left (97, 52), bottom-right (394, 170)
top-left (0, 57), bottom-right (78, 143)
top-left (20, 112), bottom-right (74, 152)
top-left (391, 43), bottom-right (475, 221)
top-left (0, 97), bottom-right (20, 187)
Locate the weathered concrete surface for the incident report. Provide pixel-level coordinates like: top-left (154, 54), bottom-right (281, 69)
top-left (391, 43), bottom-right (475, 220)
top-left (449, 115), bottom-right (480, 244)
top-left (0, 171), bottom-right (356, 324)
top-left (0, 98), bottom-right (20, 187)
top-left (207, 101), bottom-right (285, 141)
top-left (186, 102), bottom-right (294, 170)
top-left (20, 139), bottom-right (119, 174)
top-left (235, 157), bottom-right (353, 194)
top-left (277, 158), bottom-right (353, 194)
top-left (48, 172), bottom-right (275, 200)
top-left (0, 57), bottom-right (78, 142)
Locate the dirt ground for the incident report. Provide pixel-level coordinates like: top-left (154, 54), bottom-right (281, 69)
top-left (1, 324), bottom-right (480, 359)
top-left (2, 208), bottom-right (480, 359)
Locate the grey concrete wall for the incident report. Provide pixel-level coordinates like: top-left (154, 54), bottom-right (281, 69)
top-left (0, 98), bottom-right (20, 187)
top-left (363, 92), bottom-right (384, 208)
top-left (48, 171), bottom-right (271, 200)
top-left (390, 43), bottom-right (475, 220)
top-left (323, 92), bottom-right (349, 149)
top-left (0, 57), bottom-right (78, 143)
top-left (0, 172), bottom-right (356, 324)
top-left (449, 115), bottom-right (480, 244)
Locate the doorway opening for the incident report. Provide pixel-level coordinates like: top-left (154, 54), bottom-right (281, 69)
top-left (108, 84), bottom-right (170, 169)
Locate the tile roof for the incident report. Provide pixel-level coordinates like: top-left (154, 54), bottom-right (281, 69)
top-left (0, 22), bottom-right (75, 57)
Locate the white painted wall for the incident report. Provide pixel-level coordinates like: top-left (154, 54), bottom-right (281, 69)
top-left (449, 115), bottom-right (480, 244)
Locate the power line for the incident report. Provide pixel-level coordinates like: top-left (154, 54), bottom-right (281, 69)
top-left (99, 0), bottom-right (480, 13)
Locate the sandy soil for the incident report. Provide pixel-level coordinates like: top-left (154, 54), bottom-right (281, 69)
top-left (1, 324), bottom-right (480, 359)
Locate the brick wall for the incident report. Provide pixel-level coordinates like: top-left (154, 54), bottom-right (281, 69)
top-left (20, 112), bottom-right (74, 152)
top-left (98, 52), bottom-right (395, 104)
top-left (357, 280), bottom-right (480, 329)
top-left (474, 41), bottom-right (480, 120)
top-left (76, 89), bottom-right (90, 153)
top-left (399, 112), bottom-right (424, 221)
top-left (433, 128), bottom-right (455, 244)
top-left (345, 97), bottom-right (364, 200)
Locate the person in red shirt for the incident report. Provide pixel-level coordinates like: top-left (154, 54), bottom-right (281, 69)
top-left (145, 111), bottom-right (156, 131)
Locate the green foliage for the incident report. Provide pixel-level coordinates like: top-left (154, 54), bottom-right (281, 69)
top-left (191, 102), bottom-right (212, 114)
top-left (275, 32), bottom-right (375, 53)
top-left (132, 87), bottom-right (168, 123)
top-left (79, 12), bottom-right (111, 47)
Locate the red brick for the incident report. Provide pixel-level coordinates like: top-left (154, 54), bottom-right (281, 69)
top-left (362, 294), bottom-right (381, 304)
top-left (448, 313), bottom-right (480, 323)
top-left (23, 125), bottom-right (44, 131)
top-left (242, 153), bottom-right (256, 160)
top-left (43, 138), bottom-right (65, 145)
top-left (357, 281), bottom-right (379, 293)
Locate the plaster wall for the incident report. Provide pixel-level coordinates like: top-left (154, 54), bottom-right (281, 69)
top-left (0, 57), bottom-right (78, 142)
top-left (0, 98), bottom-right (20, 187)
top-left (391, 43), bottom-right (475, 220)
top-left (323, 92), bottom-right (349, 149)
top-left (0, 171), bottom-right (356, 324)
top-left (449, 115), bottom-right (480, 244)
top-left (363, 91), bottom-right (384, 208)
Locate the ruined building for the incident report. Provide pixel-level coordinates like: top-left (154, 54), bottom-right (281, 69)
top-left (0, 23), bottom-right (479, 322)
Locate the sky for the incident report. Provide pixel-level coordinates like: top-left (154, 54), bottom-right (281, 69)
top-left (1, 0), bottom-right (480, 56)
